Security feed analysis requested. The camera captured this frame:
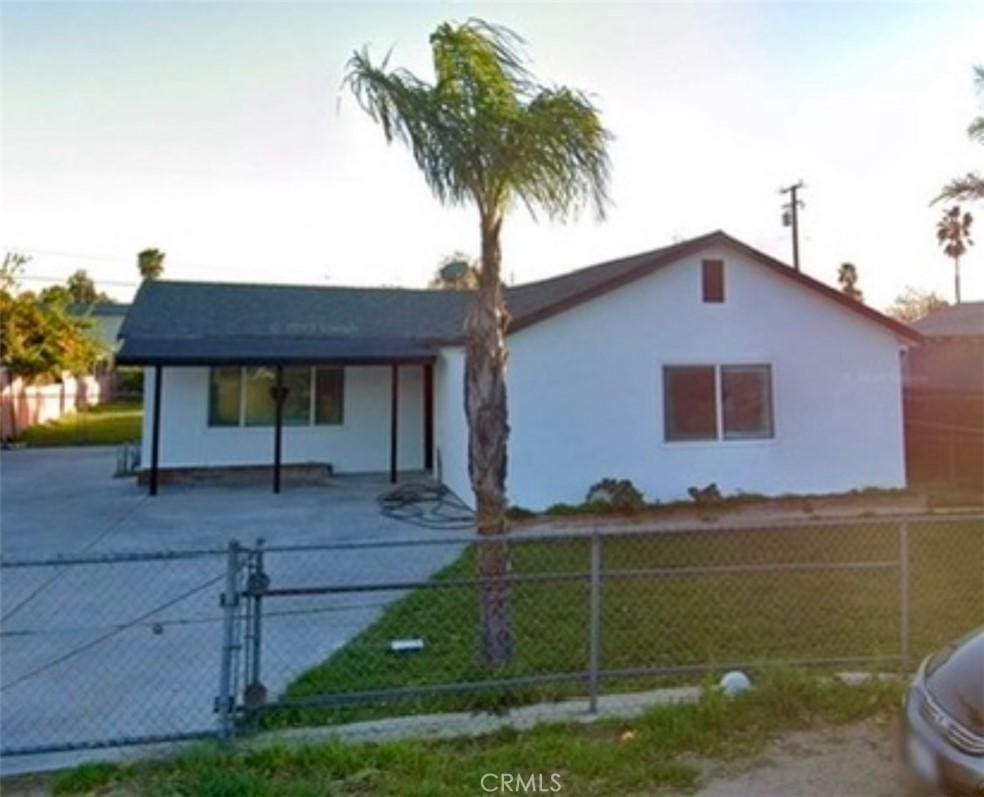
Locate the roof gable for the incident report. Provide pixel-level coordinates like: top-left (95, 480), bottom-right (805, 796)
top-left (505, 231), bottom-right (921, 343)
top-left (117, 230), bottom-right (920, 365)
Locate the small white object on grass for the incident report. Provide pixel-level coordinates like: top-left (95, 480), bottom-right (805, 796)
top-left (719, 670), bottom-right (752, 697)
top-left (389, 638), bottom-right (425, 654)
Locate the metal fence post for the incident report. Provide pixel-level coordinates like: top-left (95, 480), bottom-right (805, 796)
top-left (899, 521), bottom-right (911, 671)
top-left (216, 540), bottom-right (241, 741)
top-left (244, 538), bottom-right (268, 714)
top-left (588, 529), bottom-right (602, 713)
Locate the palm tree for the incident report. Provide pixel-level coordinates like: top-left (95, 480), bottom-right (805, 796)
top-left (137, 249), bottom-right (165, 280)
top-left (936, 206), bottom-right (973, 304)
top-left (836, 262), bottom-right (863, 301)
top-left (935, 66), bottom-right (984, 203)
top-left (345, 19), bottom-right (611, 665)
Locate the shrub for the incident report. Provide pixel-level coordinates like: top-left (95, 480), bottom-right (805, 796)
top-left (505, 505), bottom-right (537, 520)
top-left (585, 478), bottom-right (646, 513)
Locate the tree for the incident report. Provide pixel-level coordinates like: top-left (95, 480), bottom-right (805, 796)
top-left (935, 66), bottom-right (984, 203)
top-left (38, 284), bottom-right (73, 305)
top-left (836, 262), bottom-right (863, 301)
top-left (886, 287), bottom-right (949, 323)
top-left (346, 19), bottom-right (611, 665)
top-left (429, 252), bottom-right (479, 290)
top-left (1, 252), bottom-right (28, 293)
top-left (65, 269), bottom-right (111, 304)
top-left (936, 206), bottom-right (973, 303)
top-left (0, 253), bottom-right (103, 385)
top-left (137, 248), bottom-right (165, 280)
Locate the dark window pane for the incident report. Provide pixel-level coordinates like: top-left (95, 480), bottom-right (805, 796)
top-left (664, 366), bottom-right (717, 441)
top-left (244, 367), bottom-right (277, 426)
top-left (282, 367), bottom-right (312, 426)
top-left (702, 259), bottom-right (725, 302)
top-left (315, 368), bottom-right (344, 425)
top-left (722, 365), bottom-right (773, 439)
top-left (208, 367), bottom-right (241, 426)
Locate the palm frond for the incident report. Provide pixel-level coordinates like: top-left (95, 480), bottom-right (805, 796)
top-left (343, 19), bottom-right (612, 223)
top-left (343, 48), bottom-right (475, 207)
top-left (968, 115), bottom-right (984, 144)
top-left (933, 173), bottom-right (984, 204)
top-left (507, 87), bottom-right (613, 221)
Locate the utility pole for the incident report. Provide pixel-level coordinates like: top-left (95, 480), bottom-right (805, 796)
top-left (780, 181), bottom-right (805, 271)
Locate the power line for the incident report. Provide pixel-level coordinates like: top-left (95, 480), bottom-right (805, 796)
top-left (16, 274), bottom-right (141, 287)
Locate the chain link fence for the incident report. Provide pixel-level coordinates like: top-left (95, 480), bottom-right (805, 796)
top-left (238, 515), bottom-right (983, 736)
top-left (0, 547), bottom-right (231, 756)
top-left (1, 515), bottom-right (981, 760)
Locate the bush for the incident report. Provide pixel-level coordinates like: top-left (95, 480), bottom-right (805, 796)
top-left (505, 505), bottom-right (537, 520)
top-left (585, 478), bottom-right (646, 513)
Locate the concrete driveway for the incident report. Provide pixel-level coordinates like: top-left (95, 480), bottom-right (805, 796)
top-left (0, 447), bottom-right (469, 774)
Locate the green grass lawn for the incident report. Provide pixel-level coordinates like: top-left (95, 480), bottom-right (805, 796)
top-left (49, 669), bottom-right (904, 797)
top-left (260, 518), bottom-right (982, 730)
top-left (17, 400), bottom-right (142, 447)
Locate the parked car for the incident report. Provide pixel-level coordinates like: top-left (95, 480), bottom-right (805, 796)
top-left (902, 627), bottom-right (984, 795)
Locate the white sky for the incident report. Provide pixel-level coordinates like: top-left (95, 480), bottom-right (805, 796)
top-left (2, 1), bottom-right (983, 310)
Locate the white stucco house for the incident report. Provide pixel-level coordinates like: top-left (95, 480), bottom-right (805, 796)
top-left (117, 231), bottom-right (921, 508)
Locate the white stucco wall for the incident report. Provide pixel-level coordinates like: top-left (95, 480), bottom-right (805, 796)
top-left (503, 244), bottom-right (908, 509)
top-left (142, 364), bottom-right (424, 473)
top-left (433, 347), bottom-right (472, 506)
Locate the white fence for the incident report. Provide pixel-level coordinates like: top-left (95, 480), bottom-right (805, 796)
top-left (0, 369), bottom-right (114, 440)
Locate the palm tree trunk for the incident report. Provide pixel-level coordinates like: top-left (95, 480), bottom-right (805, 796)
top-left (464, 210), bottom-right (513, 667)
top-left (955, 256), bottom-right (961, 304)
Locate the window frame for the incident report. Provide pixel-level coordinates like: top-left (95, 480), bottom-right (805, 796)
top-left (662, 364), bottom-right (719, 442)
top-left (662, 362), bottom-right (775, 444)
top-left (720, 364), bottom-right (774, 440)
top-left (207, 366), bottom-right (243, 427)
top-left (313, 367), bottom-right (345, 426)
top-left (206, 365), bottom-right (345, 428)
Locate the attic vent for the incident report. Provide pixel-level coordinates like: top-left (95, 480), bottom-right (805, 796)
top-left (702, 260), bottom-right (725, 303)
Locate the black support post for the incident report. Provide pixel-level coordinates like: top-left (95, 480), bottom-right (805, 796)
top-left (149, 364), bottom-right (162, 496)
top-left (390, 363), bottom-right (399, 484)
top-left (423, 363), bottom-right (434, 471)
top-left (273, 365), bottom-right (284, 494)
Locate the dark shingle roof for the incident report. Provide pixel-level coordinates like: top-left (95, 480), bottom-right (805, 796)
top-left (912, 302), bottom-right (984, 338)
top-left (67, 302), bottom-right (131, 317)
top-left (117, 283), bottom-right (470, 365)
top-left (117, 231), bottom-right (919, 365)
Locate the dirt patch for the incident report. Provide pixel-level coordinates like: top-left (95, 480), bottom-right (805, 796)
top-left (693, 720), bottom-right (931, 797)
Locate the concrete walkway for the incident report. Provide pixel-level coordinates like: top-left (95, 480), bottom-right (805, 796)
top-left (1, 447), bottom-right (468, 775)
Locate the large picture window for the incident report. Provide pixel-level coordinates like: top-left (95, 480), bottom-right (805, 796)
top-left (314, 367), bottom-right (344, 425)
top-left (208, 366), bottom-right (343, 427)
top-left (208, 367), bottom-right (241, 427)
top-left (663, 364), bottom-right (773, 442)
top-left (244, 367), bottom-right (277, 426)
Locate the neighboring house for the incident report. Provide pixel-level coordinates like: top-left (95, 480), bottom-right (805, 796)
top-left (68, 303), bottom-right (131, 354)
top-left (904, 302), bottom-right (984, 491)
top-left (117, 230), bottom-right (920, 507)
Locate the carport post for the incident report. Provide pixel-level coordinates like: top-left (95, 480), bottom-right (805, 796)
top-left (149, 364), bottom-right (162, 496)
top-left (273, 365), bottom-right (284, 494)
top-left (423, 363), bottom-right (434, 471)
top-left (390, 363), bottom-right (399, 484)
